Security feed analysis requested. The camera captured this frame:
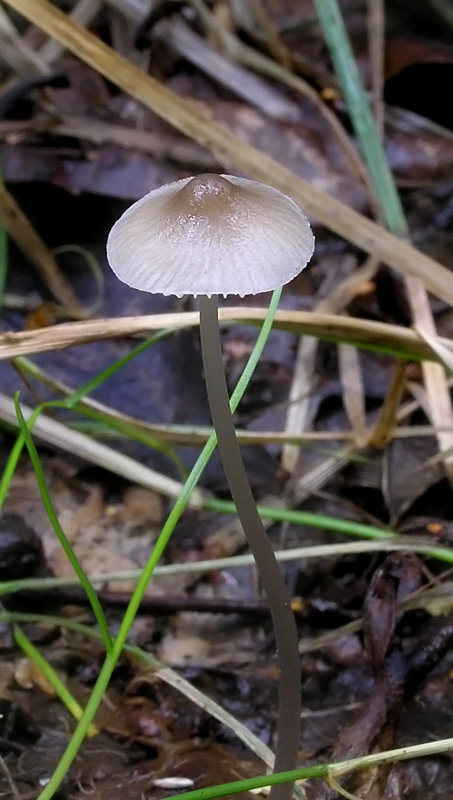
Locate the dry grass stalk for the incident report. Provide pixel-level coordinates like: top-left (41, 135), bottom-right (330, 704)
top-left (158, 19), bottom-right (301, 122)
top-left (2, 307), bottom-right (452, 362)
top-left (338, 340), bottom-right (367, 445)
top-left (12, 356), bottom-right (442, 447)
top-left (368, 360), bottom-right (408, 448)
top-left (405, 277), bottom-right (453, 482)
top-left (0, 5), bottom-right (47, 73)
top-left (282, 258), bottom-right (378, 472)
top-left (0, 393), bottom-right (203, 507)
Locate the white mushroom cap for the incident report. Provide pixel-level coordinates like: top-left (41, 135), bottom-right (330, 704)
top-left (106, 173), bottom-right (314, 297)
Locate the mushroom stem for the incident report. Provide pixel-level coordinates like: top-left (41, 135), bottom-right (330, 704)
top-left (199, 295), bottom-right (300, 800)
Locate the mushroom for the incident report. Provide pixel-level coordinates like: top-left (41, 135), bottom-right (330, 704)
top-left (107, 174), bottom-right (314, 800)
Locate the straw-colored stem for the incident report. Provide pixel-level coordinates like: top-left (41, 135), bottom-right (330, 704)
top-left (199, 295), bottom-right (300, 800)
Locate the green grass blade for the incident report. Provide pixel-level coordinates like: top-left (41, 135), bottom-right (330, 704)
top-left (313, 0), bottom-right (408, 235)
top-left (13, 625), bottom-right (98, 736)
top-left (13, 393), bottom-right (113, 653)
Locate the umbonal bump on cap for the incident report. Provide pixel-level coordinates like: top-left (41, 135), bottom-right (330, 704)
top-left (106, 173), bottom-right (314, 297)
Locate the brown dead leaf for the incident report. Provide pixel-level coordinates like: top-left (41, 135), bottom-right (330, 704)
top-left (3, 458), bottom-right (163, 592)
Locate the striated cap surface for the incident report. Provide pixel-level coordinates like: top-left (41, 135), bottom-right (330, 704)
top-left (106, 173), bottom-right (314, 297)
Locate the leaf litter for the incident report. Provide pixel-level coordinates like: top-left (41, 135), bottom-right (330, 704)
top-left (1, 1), bottom-right (453, 798)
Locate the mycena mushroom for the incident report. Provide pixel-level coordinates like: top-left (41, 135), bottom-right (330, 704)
top-left (106, 173), bottom-right (314, 800)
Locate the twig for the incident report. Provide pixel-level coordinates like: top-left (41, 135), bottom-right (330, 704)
top-left (2, 307), bottom-right (453, 362)
top-left (0, 5), bottom-right (47, 73)
top-left (281, 258), bottom-right (378, 472)
top-left (3, 307), bottom-right (453, 362)
top-left (0, 755), bottom-right (21, 800)
top-left (158, 18), bottom-right (301, 122)
top-left (368, 360), bottom-right (408, 448)
top-left (338, 338), bottom-right (367, 446)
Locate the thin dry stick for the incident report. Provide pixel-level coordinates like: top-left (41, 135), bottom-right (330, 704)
top-left (414, 325), bottom-right (453, 372)
top-left (338, 338), bottom-right (367, 445)
top-left (12, 354), bottom-right (447, 447)
top-left (282, 334), bottom-right (318, 474)
top-left (12, 355), bottom-right (447, 447)
top-left (158, 18), bottom-right (300, 122)
top-left (2, 307), bottom-right (453, 362)
top-left (0, 755), bottom-right (21, 800)
top-left (282, 258), bottom-right (378, 472)
top-left (38, 0), bottom-right (102, 65)
top-left (407, 277), bottom-right (453, 483)
top-left (0, 5), bottom-right (47, 73)
top-left (368, 360), bottom-right (408, 448)
top-left (247, 0), bottom-right (291, 67)
top-left (4, 0), bottom-right (453, 305)
top-left (25, 115), bottom-right (215, 169)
